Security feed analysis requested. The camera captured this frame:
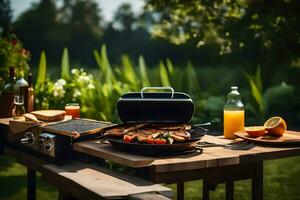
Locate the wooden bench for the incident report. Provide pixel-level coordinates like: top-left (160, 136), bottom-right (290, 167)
top-left (40, 161), bottom-right (172, 200)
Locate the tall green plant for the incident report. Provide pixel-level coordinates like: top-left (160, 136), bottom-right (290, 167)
top-left (245, 66), bottom-right (264, 119)
top-left (159, 61), bottom-right (171, 86)
top-left (94, 45), bottom-right (116, 85)
top-left (121, 54), bottom-right (138, 90)
top-left (185, 62), bottom-right (201, 96)
top-left (60, 47), bottom-right (70, 80)
top-left (138, 55), bottom-right (150, 87)
top-left (166, 58), bottom-right (174, 75)
top-left (35, 51), bottom-right (47, 89)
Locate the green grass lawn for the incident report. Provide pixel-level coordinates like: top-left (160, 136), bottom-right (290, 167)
top-left (1, 155), bottom-right (300, 200)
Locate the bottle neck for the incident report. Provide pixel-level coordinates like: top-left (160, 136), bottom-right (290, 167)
top-left (28, 73), bottom-right (33, 87)
top-left (9, 67), bottom-right (16, 84)
top-left (224, 87), bottom-right (244, 110)
top-left (10, 76), bottom-right (16, 84)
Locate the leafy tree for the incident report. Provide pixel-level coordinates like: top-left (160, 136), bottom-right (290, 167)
top-left (112, 3), bottom-right (136, 32)
top-left (0, 0), bottom-right (12, 37)
top-left (67, 0), bottom-right (103, 64)
top-left (13, 0), bottom-right (60, 63)
top-left (145, 0), bottom-right (300, 77)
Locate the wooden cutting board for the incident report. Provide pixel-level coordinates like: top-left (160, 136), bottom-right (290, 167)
top-left (234, 130), bottom-right (300, 145)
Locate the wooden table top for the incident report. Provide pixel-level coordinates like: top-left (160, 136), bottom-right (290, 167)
top-left (74, 132), bottom-right (300, 173)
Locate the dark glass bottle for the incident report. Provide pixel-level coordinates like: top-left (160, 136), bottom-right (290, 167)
top-left (0, 67), bottom-right (16, 117)
top-left (25, 72), bottom-right (34, 112)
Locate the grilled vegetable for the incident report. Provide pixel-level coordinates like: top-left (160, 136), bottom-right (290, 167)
top-left (155, 138), bottom-right (167, 144)
top-left (146, 138), bottom-right (155, 144)
top-left (123, 135), bottom-right (134, 143)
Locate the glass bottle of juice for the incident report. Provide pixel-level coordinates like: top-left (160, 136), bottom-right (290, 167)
top-left (223, 86), bottom-right (244, 139)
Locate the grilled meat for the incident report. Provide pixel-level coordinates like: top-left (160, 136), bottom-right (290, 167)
top-left (105, 123), bottom-right (192, 144)
top-left (150, 123), bottom-right (191, 130)
top-left (169, 130), bottom-right (191, 142)
top-left (104, 123), bottom-right (147, 137)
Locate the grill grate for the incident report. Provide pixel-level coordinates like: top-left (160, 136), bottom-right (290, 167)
top-left (43, 119), bottom-right (115, 136)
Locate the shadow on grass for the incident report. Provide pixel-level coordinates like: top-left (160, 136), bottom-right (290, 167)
top-left (0, 156), bottom-right (15, 171)
top-left (0, 175), bottom-right (27, 199)
top-left (0, 172), bottom-right (57, 200)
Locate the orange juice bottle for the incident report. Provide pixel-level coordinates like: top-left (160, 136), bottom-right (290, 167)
top-left (224, 86), bottom-right (244, 139)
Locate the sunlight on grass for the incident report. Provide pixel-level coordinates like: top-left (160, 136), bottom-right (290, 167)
top-left (166, 156), bottom-right (300, 200)
top-left (0, 156), bottom-right (57, 200)
top-left (1, 156), bottom-right (300, 199)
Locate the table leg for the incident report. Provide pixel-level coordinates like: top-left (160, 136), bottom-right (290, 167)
top-left (58, 189), bottom-right (77, 200)
top-left (203, 178), bottom-right (209, 200)
top-left (252, 162), bottom-right (263, 200)
top-left (177, 182), bottom-right (184, 200)
top-left (0, 125), bottom-right (4, 155)
top-left (27, 168), bottom-right (36, 200)
top-left (226, 181), bottom-right (234, 200)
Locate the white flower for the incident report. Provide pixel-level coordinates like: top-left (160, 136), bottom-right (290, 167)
top-left (53, 79), bottom-right (66, 98)
top-left (78, 74), bottom-right (91, 83)
top-left (55, 79), bottom-right (66, 87)
top-left (71, 69), bottom-right (77, 74)
top-left (73, 89), bottom-right (81, 98)
top-left (87, 83), bottom-right (95, 89)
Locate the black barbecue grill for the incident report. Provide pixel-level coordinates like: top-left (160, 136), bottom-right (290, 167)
top-left (107, 87), bottom-right (207, 156)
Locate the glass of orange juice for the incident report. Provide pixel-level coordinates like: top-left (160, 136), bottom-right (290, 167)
top-left (65, 103), bottom-right (80, 119)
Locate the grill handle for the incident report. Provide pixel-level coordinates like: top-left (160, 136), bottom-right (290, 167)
top-left (141, 87), bottom-right (174, 98)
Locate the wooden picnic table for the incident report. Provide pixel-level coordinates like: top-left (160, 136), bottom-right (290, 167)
top-left (1, 117), bottom-right (300, 200)
top-left (73, 131), bottom-right (300, 200)
top-left (0, 121), bottom-right (172, 200)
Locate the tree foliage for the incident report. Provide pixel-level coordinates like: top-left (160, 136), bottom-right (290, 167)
top-left (146, 0), bottom-right (300, 70)
top-left (13, 0), bottom-right (103, 65)
top-left (0, 0), bottom-right (12, 37)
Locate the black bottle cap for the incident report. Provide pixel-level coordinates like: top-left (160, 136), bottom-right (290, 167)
top-left (9, 67), bottom-right (15, 77)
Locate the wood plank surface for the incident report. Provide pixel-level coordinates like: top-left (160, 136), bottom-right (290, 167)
top-left (0, 118), bottom-right (10, 126)
top-left (235, 130), bottom-right (300, 144)
top-left (41, 161), bottom-right (172, 200)
top-left (73, 133), bottom-right (300, 173)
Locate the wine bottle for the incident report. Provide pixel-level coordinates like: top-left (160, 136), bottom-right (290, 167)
top-left (0, 67), bottom-right (16, 117)
top-left (25, 72), bottom-right (34, 112)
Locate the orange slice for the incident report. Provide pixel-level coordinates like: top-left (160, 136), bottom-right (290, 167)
top-left (264, 116), bottom-right (287, 136)
top-left (245, 126), bottom-right (266, 138)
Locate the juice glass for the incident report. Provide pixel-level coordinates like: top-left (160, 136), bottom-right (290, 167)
top-left (65, 103), bottom-right (80, 119)
top-left (224, 110), bottom-right (244, 139)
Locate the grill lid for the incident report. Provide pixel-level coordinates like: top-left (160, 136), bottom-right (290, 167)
top-left (117, 87), bottom-right (194, 123)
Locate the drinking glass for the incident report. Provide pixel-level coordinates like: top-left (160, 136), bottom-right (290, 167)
top-left (65, 103), bottom-right (80, 119)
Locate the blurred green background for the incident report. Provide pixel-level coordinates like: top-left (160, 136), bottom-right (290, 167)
top-left (1, 0), bottom-right (300, 199)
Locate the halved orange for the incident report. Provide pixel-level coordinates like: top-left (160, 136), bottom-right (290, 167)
top-left (245, 126), bottom-right (266, 138)
top-left (264, 116), bottom-right (287, 136)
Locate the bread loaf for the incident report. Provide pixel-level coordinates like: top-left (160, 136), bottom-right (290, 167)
top-left (31, 110), bottom-right (66, 122)
top-left (24, 113), bottom-right (39, 122)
